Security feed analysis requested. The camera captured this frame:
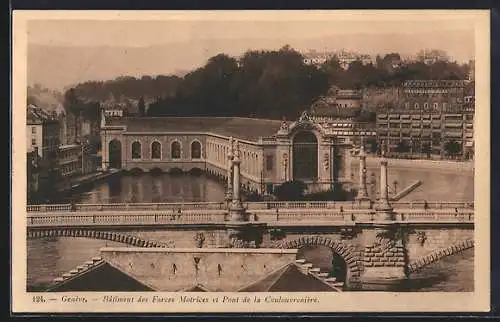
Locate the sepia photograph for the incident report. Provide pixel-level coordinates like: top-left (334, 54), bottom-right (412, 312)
top-left (12, 10), bottom-right (490, 313)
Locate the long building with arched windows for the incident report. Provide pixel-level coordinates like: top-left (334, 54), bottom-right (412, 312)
top-left (100, 111), bottom-right (376, 194)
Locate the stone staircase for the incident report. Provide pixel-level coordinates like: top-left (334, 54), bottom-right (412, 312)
top-left (295, 258), bottom-right (345, 291)
top-left (49, 256), bottom-right (104, 288)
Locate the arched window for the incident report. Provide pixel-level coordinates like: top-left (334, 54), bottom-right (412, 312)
top-left (191, 141), bottom-right (201, 159)
top-left (109, 139), bottom-right (122, 169)
top-left (433, 102), bottom-right (439, 110)
top-left (151, 141), bottom-right (161, 159)
top-left (131, 141), bottom-right (141, 159)
top-left (414, 103), bottom-right (419, 109)
top-left (171, 141), bottom-right (181, 159)
top-left (423, 103), bottom-right (429, 110)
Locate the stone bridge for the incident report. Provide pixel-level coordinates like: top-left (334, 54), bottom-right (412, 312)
top-left (27, 202), bottom-right (474, 291)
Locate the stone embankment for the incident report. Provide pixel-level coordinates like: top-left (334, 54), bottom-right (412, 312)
top-left (353, 156), bottom-right (474, 173)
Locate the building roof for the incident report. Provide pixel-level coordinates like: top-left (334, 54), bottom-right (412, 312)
top-left (106, 117), bottom-right (289, 142)
top-left (238, 263), bottom-right (341, 292)
top-left (46, 258), bottom-right (341, 292)
top-left (27, 104), bottom-right (58, 125)
top-left (59, 144), bottom-right (81, 151)
top-left (46, 260), bottom-right (155, 292)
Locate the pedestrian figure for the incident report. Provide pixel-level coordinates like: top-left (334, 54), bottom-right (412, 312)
top-left (171, 209), bottom-right (176, 220)
top-left (340, 206), bottom-right (344, 213)
top-left (424, 201), bottom-right (429, 211)
top-left (276, 208), bottom-right (279, 221)
top-left (177, 208), bottom-right (182, 219)
top-left (455, 208), bottom-right (458, 217)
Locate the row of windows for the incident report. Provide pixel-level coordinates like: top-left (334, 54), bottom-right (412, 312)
top-left (131, 141), bottom-right (201, 160)
top-left (206, 140), bottom-right (263, 177)
top-left (59, 150), bottom-right (80, 161)
top-left (379, 114), bottom-right (468, 120)
top-left (405, 102), bottom-right (449, 110)
top-left (60, 161), bottom-right (80, 176)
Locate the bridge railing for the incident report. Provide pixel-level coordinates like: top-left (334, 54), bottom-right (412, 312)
top-left (245, 201), bottom-right (372, 210)
top-left (26, 200), bottom-right (474, 212)
top-left (397, 209), bottom-right (474, 222)
top-left (390, 201), bottom-right (474, 210)
top-left (27, 202), bottom-right (227, 213)
top-left (27, 208), bottom-right (474, 228)
top-left (27, 210), bottom-right (229, 227)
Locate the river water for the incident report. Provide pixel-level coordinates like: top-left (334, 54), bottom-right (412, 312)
top-left (27, 167), bottom-right (475, 292)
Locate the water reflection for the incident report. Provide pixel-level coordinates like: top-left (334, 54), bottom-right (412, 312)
top-left (57, 173), bottom-right (226, 204)
top-left (27, 237), bottom-right (125, 291)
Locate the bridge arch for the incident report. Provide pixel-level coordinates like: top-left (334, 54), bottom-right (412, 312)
top-left (280, 236), bottom-right (362, 288)
top-left (407, 239), bottom-right (474, 274)
top-left (28, 229), bottom-right (170, 248)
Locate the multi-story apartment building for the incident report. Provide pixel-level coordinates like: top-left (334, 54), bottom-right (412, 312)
top-left (27, 150), bottom-right (41, 201)
top-left (58, 144), bottom-right (82, 178)
top-left (302, 50), bottom-right (374, 70)
top-left (27, 104), bottom-right (60, 197)
top-left (376, 80), bottom-right (474, 160)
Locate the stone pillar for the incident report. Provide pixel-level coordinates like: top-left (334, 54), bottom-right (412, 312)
top-left (360, 227), bottom-right (407, 291)
top-left (224, 140), bottom-right (268, 249)
top-left (356, 142), bottom-right (370, 201)
top-left (229, 140), bottom-right (245, 221)
top-left (225, 137), bottom-right (234, 204)
top-left (376, 157), bottom-right (394, 220)
top-left (344, 148), bottom-right (353, 183)
top-left (101, 131), bottom-right (108, 171)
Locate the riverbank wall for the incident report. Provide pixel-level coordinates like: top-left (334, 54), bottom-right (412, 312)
top-left (351, 156), bottom-right (474, 174)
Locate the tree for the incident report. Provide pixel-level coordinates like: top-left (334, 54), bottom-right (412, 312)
top-left (138, 97), bottom-right (146, 116)
top-left (273, 180), bottom-right (307, 201)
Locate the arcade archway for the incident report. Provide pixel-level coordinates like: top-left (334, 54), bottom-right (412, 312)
top-left (296, 245), bottom-right (348, 284)
top-left (292, 131), bottom-right (318, 181)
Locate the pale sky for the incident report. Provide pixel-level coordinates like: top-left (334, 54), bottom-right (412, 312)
top-left (25, 12), bottom-right (479, 90)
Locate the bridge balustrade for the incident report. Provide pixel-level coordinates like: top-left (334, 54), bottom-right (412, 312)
top-left (391, 201), bottom-right (474, 209)
top-left (27, 208), bottom-right (474, 228)
top-left (27, 200), bottom-right (474, 213)
top-left (250, 210), bottom-right (352, 223)
top-left (28, 211), bottom-right (229, 227)
top-left (398, 210), bottom-right (474, 222)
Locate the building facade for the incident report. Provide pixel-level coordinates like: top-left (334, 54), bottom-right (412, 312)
top-left (376, 80), bottom-right (474, 160)
top-left (58, 144), bottom-right (82, 178)
top-left (27, 105), bottom-right (60, 197)
top-left (100, 111), bottom-right (376, 194)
